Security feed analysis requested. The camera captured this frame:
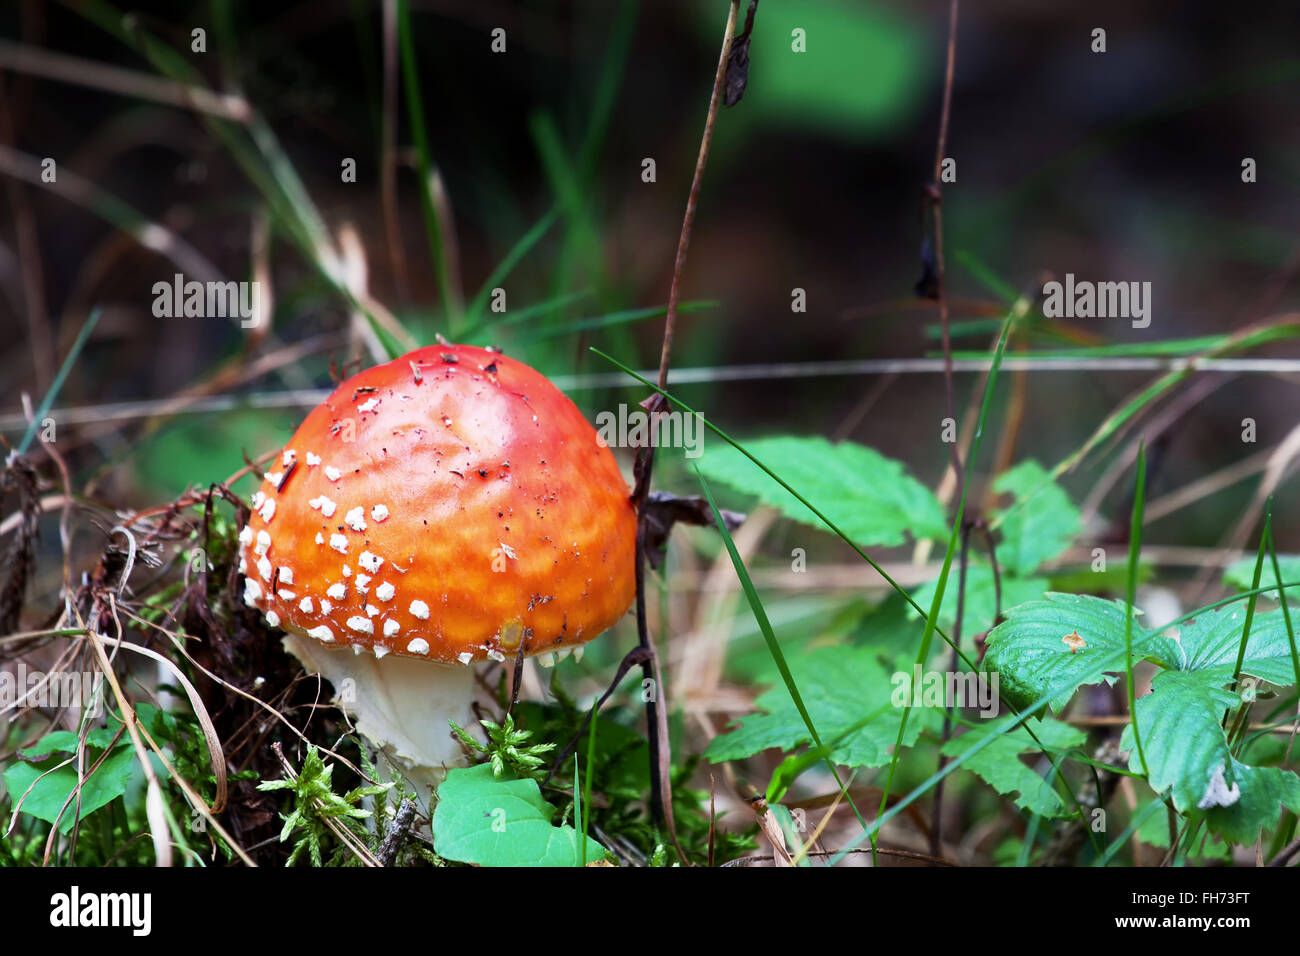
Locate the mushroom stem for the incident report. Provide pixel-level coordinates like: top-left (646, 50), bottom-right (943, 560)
top-left (283, 634), bottom-right (481, 809)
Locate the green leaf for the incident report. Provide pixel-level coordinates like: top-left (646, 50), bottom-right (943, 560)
top-left (697, 0), bottom-right (925, 136)
top-left (1121, 669), bottom-right (1300, 844)
top-left (1166, 602), bottom-right (1300, 688)
top-left (990, 593), bottom-right (1300, 843)
top-left (3, 742), bottom-right (138, 835)
top-left (909, 563), bottom-right (1048, 634)
top-left (432, 764), bottom-right (607, 867)
top-left (992, 460), bottom-right (1081, 576)
top-left (706, 644), bottom-right (939, 768)
top-left (940, 715), bottom-right (1087, 818)
top-left (697, 436), bottom-right (947, 547)
top-left (1225, 554), bottom-right (1300, 602)
top-left (983, 593), bottom-right (1173, 712)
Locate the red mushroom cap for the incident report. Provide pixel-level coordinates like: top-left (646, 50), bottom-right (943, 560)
top-left (238, 344), bottom-right (636, 664)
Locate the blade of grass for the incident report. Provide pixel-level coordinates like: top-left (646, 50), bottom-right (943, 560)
top-left (949, 333), bottom-right (1284, 360)
top-left (1014, 748), bottom-right (1073, 866)
top-left (1074, 322), bottom-right (1300, 461)
top-left (15, 307), bottom-right (102, 458)
top-left (766, 706), bottom-right (892, 804)
top-left (1266, 508), bottom-right (1300, 751)
top-left (696, 466), bottom-right (868, 830)
top-left (531, 111), bottom-right (600, 274)
top-left (461, 3), bottom-right (637, 330)
top-left (990, 318), bottom-right (1300, 531)
top-left (581, 700), bottom-right (598, 864)
top-left (875, 314), bottom-right (1013, 860)
top-left (924, 317), bottom-right (1006, 342)
top-left (952, 248), bottom-right (1020, 304)
top-left (65, 0), bottom-right (413, 351)
top-left (573, 752), bottom-right (584, 866)
top-left (512, 301), bottom-right (720, 345)
top-left (1225, 501), bottom-right (1290, 749)
top-left (396, 0), bottom-right (458, 332)
top-left (1231, 504), bottom-right (1271, 688)
top-left (1163, 578), bottom-right (1300, 632)
top-left (465, 206), bottom-right (561, 323)
top-left (1124, 441), bottom-right (1150, 777)
top-left (577, 0), bottom-right (639, 179)
top-left (1091, 796), bottom-right (1167, 866)
top-left (458, 288), bottom-right (593, 342)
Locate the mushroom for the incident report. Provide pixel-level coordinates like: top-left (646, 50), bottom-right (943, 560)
top-left (238, 344), bottom-right (636, 803)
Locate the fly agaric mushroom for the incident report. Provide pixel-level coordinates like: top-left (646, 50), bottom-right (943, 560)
top-left (237, 344), bottom-right (636, 800)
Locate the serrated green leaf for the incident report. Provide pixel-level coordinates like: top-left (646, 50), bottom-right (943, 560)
top-left (1166, 602), bottom-right (1300, 687)
top-left (940, 715), bottom-right (1087, 818)
top-left (1121, 669), bottom-right (1300, 844)
top-left (992, 460), bottom-right (1081, 576)
top-left (706, 645), bottom-right (939, 767)
top-left (1225, 554), bottom-right (1300, 601)
top-left (988, 595), bottom-right (1300, 713)
top-left (990, 592), bottom-right (1300, 843)
top-left (432, 764), bottom-right (607, 867)
top-left (697, 436), bottom-right (947, 547)
top-left (983, 593), bottom-right (1173, 712)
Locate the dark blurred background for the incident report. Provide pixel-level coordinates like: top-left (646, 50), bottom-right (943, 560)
top-left (2, 0), bottom-right (1299, 552)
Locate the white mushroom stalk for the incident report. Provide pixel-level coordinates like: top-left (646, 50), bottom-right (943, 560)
top-left (283, 634), bottom-right (478, 805)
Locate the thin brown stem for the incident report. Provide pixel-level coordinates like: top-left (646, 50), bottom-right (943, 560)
top-left (926, 0), bottom-right (963, 860)
top-left (930, 0), bottom-right (962, 486)
top-left (656, 1), bottom-right (739, 390)
top-left (633, 0), bottom-right (740, 862)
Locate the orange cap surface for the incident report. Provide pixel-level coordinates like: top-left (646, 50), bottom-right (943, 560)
top-left (238, 345), bottom-right (636, 664)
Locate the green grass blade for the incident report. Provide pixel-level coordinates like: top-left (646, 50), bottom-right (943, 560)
top-left (1266, 507), bottom-right (1300, 698)
top-left (1231, 505), bottom-right (1271, 687)
top-left (458, 288), bottom-right (593, 343)
top-left (581, 700), bottom-right (597, 863)
top-left (952, 248), bottom-right (1021, 304)
top-left (513, 301), bottom-right (720, 345)
top-left (573, 753), bottom-right (584, 866)
top-left (461, 2), bottom-right (636, 329)
top-left (577, 0), bottom-right (639, 179)
top-left (875, 314), bottom-right (1014, 849)
top-left (1090, 796), bottom-right (1167, 866)
top-left (990, 319), bottom-right (1300, 533)
top-left (1167, 581), bottom-right (1300, 628)
top-left (1124, 441), bottom-right (1150, 777)
top-left (464, 206), bottom-right (562, 324)
top-left (695, 466), bottom-right (868, 830)
top-left (16, 306), bottom-right (103, 457)
top-left (397, 0), bottom-right (459, 331)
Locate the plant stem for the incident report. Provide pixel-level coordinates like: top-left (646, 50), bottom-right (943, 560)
top-left (631, 0), bottom-right (740, 858)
